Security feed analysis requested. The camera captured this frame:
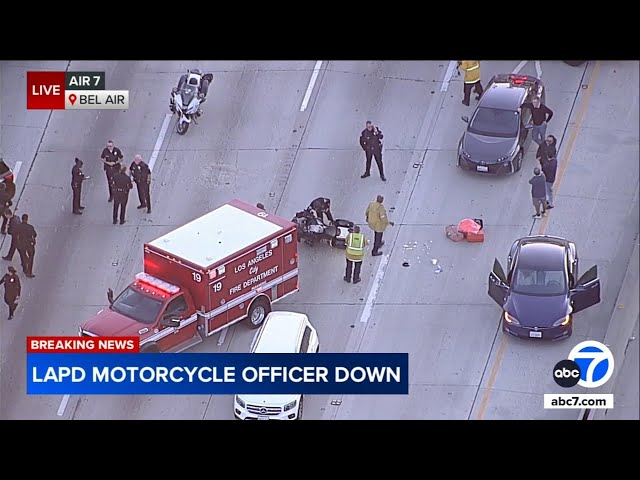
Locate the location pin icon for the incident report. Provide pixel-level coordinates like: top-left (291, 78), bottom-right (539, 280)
top-left (69, 94), bottom-right (77, 105)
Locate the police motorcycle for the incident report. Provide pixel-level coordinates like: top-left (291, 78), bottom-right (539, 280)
top-left (169, 69), bottom-right (214, 135)
top-left (292, 206), bottom-right (355, 249)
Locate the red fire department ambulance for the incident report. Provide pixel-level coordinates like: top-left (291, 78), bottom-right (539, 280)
top-left (79, 199), bottom-right (299, 352)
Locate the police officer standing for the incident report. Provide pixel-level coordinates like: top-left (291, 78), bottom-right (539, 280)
top-left (16, 213), bottom-right (36, 278)
top-left (0, 183), bottom-right (12, 234)
top-left (359, 121), bottom-right (386, 181)
top-left (100, 140), bottom-right (124, 202)
top-left (130, 155), bottom-right (152, 213)
top-left (310, 197), bottom-right (334, 224)
top-left (71, 158), bottom-right (89, 215)
top-left (344, 225), bottom-right (367, 284)
top-left (1, 265), bottom-right (20, 319)
top-left (111, 164), bottom-right (133, 225)
top-left (2, 209), bottom-right (20, 261)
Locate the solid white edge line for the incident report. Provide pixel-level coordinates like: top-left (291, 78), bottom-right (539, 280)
top-left (148, 113), bottom-right (172, 171)
top-left (12, 161), bottom-right (22, 182)
top-left (217, 327), bottom-right (228, 346)
top-left (512, 60), bottom-right (528, 74)
top-left (440, 61), bottom-right (458, 92)
top-left (359, 254), bottom-right (390, 323)
top-left (535, 60), bottom-right (543, 78)
top-left (300, 61), bottom-right (323, 112)
top-left (57, 394), bottom-right (70, 416)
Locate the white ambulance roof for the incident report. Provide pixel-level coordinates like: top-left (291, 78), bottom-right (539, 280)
top-left (148, 204), bottom-right (282, 269)
top-left (253, 312), bottom-right (309, 354)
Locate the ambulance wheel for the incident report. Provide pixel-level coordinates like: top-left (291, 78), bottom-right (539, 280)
top-left (247, 298), bottom-right (271, 329)
top-left (141, 343), bottom-right (160, 353)
top-left (296, 396), bottom-right (304, 420)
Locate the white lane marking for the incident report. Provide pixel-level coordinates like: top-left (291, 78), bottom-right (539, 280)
top-left (148, 113), bottom-right (172, 171)
top-left (57, 394), bottom-right (70, 416)
top-left (217, 327), bottom-right (228, 346)
top-left (300, 61), bottom-right (323, 112)
top-left (360, 254), bottom-right (390, 323)
top-left (12, 161), bottom-right (23, 182)
top-left (440, 61), bottom-right (458, 92)
top-left (535, 60), bottom-right (543, 78)
top-left (512, 60), bottom-right (528, 74)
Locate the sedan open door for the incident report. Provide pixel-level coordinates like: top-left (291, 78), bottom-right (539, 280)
top-left (488, 258), bottom-right (509, 307)
top-left (571, 265), bottom-right (601, 314)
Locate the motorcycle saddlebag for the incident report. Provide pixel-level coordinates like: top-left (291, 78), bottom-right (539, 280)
top-left (334, 219), bottom-right (355, 228)
top-left (466, 229), bottom-right (485, 243)
top-left (445, 225), bottom-right (465, 242)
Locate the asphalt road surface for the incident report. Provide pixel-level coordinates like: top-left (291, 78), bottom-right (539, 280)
top-left (0, 60), bottom-right (637, 420)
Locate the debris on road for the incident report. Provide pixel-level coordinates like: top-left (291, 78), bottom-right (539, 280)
top-left (446, 218), bottom-right (485, 243)
top-left (330, 399), bottom-right (342, 406)
top-left (434, 265), bottom-right (443, 274)
top-left (402, 261), bottom-right (410, 267)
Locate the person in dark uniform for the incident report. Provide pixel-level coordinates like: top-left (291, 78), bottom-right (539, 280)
top-left (2, 209), bottom-right (20, 261)
top-left (71, 158), bottom-right (89, 214)
top-left (16, 213), bottom-right (36, 278)
top-left (310, 197), bottom-right (334, 224)
top-left (130, 155), bottom-right (152, 213)
top-left (1, 265), bottom-right (20, 319)
top-left (0, 183), bottom-right (12, 234)
top-left (111, 164), bottom-right (133, 225)
top-left (359, 121), bottom-right (386, 181)
top-left (100, 140), bottom-right (124, 202)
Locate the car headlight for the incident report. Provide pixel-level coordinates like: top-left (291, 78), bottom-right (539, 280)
top-left (498, 150), bottom-right (516, 162)
top-left (504, 312), bottom-right (520, 325)
top-left (459, 148), bottom-right (471, 158)
top-left (552, 315), bottom-right (571, 327)
top-left (284, 400), bottom-right (297, 411)
top-left (235, 396), bottom-right (246, 408)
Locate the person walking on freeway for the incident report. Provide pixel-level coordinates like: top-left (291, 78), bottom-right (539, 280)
top-left (366, 195), bottom-right (394, 256)
top-left (2, 209), bottom-right (20, 261)
top-left (16, 213), bottom-right (36, 278)
top-left (520, 96), bottom-right (554, 145)
top-left (1, 265), bottom-right (20, 320)
top-left (458, 61), bottom-right (484, 106)
top-left (359, 121), bottom-right (386, 181)
top-left (529, 167), bottom-right (547, 219)
top-left (344, 225), bottom-right (368, 284)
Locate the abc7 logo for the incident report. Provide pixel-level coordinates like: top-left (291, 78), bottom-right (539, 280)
top-left (552, 340), bottom-right (615, 388)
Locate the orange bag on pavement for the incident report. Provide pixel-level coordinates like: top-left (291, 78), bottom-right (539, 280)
top-left (458, 218), bottom-right (481, 235)
top-left (466, 229), bottom-right (485, 243)
top-left (445, 225), bottom-right (465, 242)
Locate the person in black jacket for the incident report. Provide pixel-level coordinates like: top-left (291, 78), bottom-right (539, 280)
top-left (2, 209), bottom-right (20, 261)
top-left (111, 165), bottom-right (133, 225)
top-left (521, 97), bottom-right (554, 145)
top-left (16, 213), bottom-right (36, 278)
top-left (1, 265), bottom-right (20, 319)
top-left (359, 121), bottom-right (386, 181)
top-left (310, 197), bottom-right (334, 224)
top-left (0, 183), bottom-right (12, 235)
top-left (130, 155), bottom-right (152, 213)
top-left (539, 135), bottom-right (558, 209)
top-left (100, 140), bottom-right (124, 202)
top-left (71, 158), bottom-right (89, 215)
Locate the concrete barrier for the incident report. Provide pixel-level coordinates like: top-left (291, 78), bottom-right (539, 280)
top-left (578, 236), bottom-right (639, 420)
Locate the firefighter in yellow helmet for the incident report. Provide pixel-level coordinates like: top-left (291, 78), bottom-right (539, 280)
top-left (458, 61), bottom-right (484, 106)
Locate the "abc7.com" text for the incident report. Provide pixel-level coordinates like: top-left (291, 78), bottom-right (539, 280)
top-left (544, 340), bottom-right (615, 410)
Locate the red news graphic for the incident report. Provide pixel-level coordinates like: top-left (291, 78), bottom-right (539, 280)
top-left (27, 336), bottom-right (140, 353)
top-left (27, 71), bottom-right (66, 110)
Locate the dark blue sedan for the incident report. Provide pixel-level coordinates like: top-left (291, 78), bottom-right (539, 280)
top-left (488, 235), bottom-right (601, 340)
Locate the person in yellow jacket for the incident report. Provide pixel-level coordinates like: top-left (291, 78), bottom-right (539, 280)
top-left (365, 195), bottom-right (394, 256)
top-left (458, 60), bottom-right (484, 106)
top-left (344, 225), bottom-right (368, 284)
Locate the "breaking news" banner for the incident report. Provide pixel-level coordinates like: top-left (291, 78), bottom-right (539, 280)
top-left (26, 337), bottom-right (408, 395)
